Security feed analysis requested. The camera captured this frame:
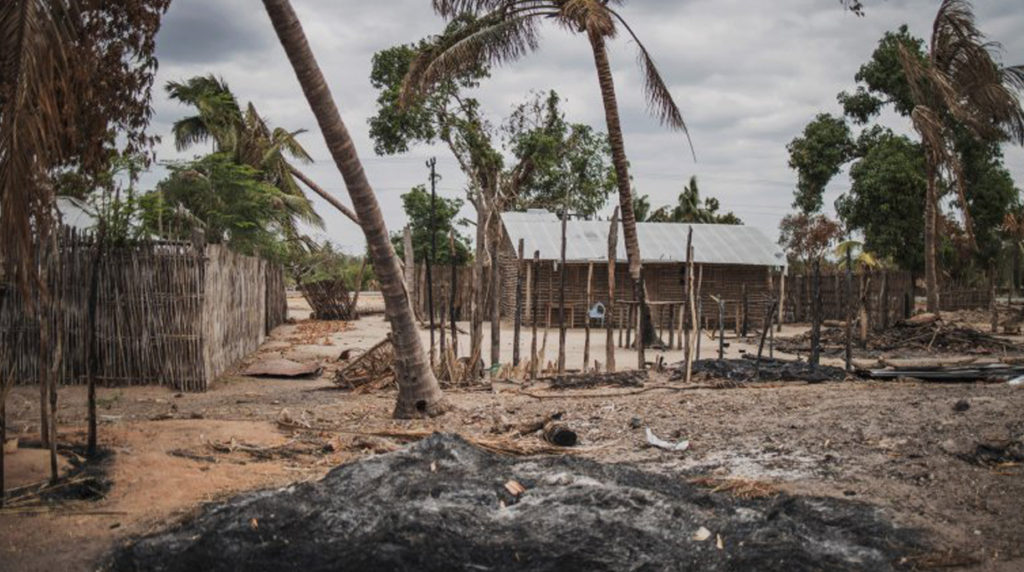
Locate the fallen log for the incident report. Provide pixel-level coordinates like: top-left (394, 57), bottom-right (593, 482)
top-left (542, 370), bottom-right (647, 390)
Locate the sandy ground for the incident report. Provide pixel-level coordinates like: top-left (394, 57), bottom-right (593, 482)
top-left (2, 295), bottom-right (1023, 570)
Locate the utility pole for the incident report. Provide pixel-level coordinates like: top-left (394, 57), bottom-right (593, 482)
top-left (426, 157), bottom-right (439, 366)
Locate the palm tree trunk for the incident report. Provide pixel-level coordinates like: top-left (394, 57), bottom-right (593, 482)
top-left (288, 166), bottom-right (360, 225)
top-left (588, 29), bottom-right (650, 368)
top-left (924, 161), bottom-right (939, 313)
top-left (263, 0), bottom-right (446, 418)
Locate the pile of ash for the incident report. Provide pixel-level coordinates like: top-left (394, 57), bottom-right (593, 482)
top-left (110, 434), bottom-right (926, 571)
top-left (671, 357), bottom-right (849, 384)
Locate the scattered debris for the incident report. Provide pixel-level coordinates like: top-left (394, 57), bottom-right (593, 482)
top-left (110, 434), bottom-right (928, 571)
top-left (867, 363), bottom-right (1024, 382)
top-left (692, 526), bottom-right (712, 541)
top-left (543, 369), bottom-right (647, 390)
top-left (777, 318), bottom-right (1024, 356)
top-left (333, 335), bottom-right (395, 390)
top-left (645, 428), bottom-right (690, 452)
top-left (504, 479), bottom-right (526, 498)
top-left (243, 358), bottom-right (322, 379)
top-left (958, 437), bottom-right (1024, 467)
top-left (690, 477), bottom-right (780, 500)
top-left (953, 399), bottom-right (970, 412)
top-left (673, 357), bottom-right (847, 384)
top-left (4, 436), bottom-right (18, 455)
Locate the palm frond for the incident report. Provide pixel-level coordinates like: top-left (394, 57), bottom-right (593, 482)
top-left (401, 10), bottom-right (545, 106)
top-left (0, 0), bottom-right (79, 289)
top-left (171, 115), bottom-right (212, 151)
top-left (608, 7), bottom-right (694, 159)
top-left (272, 127), bottom-right (312, 163)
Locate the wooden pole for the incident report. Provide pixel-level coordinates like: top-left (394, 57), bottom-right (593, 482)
top-left (426, 159), bottom-right (438, 368)
top-left (439, 284), bottom-right (447, 361)
top-left (583, 262), bottom-right (593, 372)
top-left (683, 228), bottom-right (693, 369)
top-left (489, 231), bottom-right (501, 370)
top-left (685, 235), bottom-right (696, 383)
top-left (695, 265), bottom-right (703, 360)
top-left (448, 230), bottom-right (458, 357)
top-left (513, 239), bottom-right (525, 367)
top-left (810, 259), bottom-right (822, 367)
top-left (530, 251), bottom-right (540, 380)
top-left (606, 207), bottom-right (618, 373)
top-left (880, 270), bottom-right (889, 330)
top-left (0, 392), bottom-right (5, 507)
top-left (754, 298), bottom-right (778, 380)
top-left (845, 248), bottom-right (853, 372)
top-left (741, 283), bottom-right (749, 337)
top-left (778, 268), bottom-right (786, 331)
top-left (557, 209), bottom-right (568, 374)
top-left (717, 297), bottom-right (725, 360)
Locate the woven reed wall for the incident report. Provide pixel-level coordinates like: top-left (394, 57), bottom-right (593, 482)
top-left (0, 231), bottom-right (282, 391)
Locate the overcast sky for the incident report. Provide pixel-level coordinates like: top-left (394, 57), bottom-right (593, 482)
top-left (141, 0), bottom-right (1024, 254)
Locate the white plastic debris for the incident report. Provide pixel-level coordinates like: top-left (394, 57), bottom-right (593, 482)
top-left (692, 527), bottom-right (712, 541)
top-left (1008, 375), bottom-right (1024, 386)
top-left (645, 428), bottom-right (690, 452)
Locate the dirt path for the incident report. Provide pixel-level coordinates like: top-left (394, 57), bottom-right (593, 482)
top-left (3, 311), bottom-right (1024, 570)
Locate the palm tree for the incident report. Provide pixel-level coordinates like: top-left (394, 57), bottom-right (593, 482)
top-left (402, 1), bottom-right (693, 365)
top-left (898, 0), bottom-right (1024, 312)
top-left (166, 75), bottom-right (361, 228)
top-left (261, 0), bottom-right (447, 418)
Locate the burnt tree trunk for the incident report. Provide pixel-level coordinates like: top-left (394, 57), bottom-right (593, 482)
top-left (513, 239), bottom-right (524, 367)
top-left (606, 207), bottom-right (618, 373)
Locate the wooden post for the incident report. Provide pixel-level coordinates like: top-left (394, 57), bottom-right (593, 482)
top-left (683, 229), bottom-right (693, 370)
top-left (530, 251), bottom-right (540, 380)
top-left (717, 297), bottom-right (725, 360)
top-left (685, 234), bottom-right (696, 382)
top-left (740, 283), bottom-right (749, 338)
top-left (513, 239), bottom-right (525, 367)
top-left (557, 212), bottom-right (568, 374)
top-left (0, 393), bottom-right (5, 507)
top-left (778, 268), bottom-right (786, 331)
top-left (990, 263), bottom-right (998, 333)
top-left (768, 298), bottom-right (775, 359)
top-left (859, 270), bottom-right (870, 346)
top-left (754, 298), bottom-right (778, 380)
top-left (606, 207), bottom-right (618, 373)
top-left (448, 230), bottom-right (459, 357)
top-left (668, 304), bottom-right (675, 348)
top-left (810, 260), bottom-right (822, 367)
top-left (439, 284), bottom-right (447, 361)
top-left (626, 304), bottom-right (633, 349)
top-left (695, 265), bottom-right (703, 361)
top-left (583, 262), bottom-right (593, 372)
top-left (845, 248), bottom-right (853, 372)
top-left (489, 232), bottom-right (500, 370)
top-left (879, 270), bottom-right (889, 330)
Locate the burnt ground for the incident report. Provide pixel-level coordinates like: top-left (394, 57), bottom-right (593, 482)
top-left (3, 310), bottom-right (1024, 570)
top-left (110, 434), bottom-right (928, 572)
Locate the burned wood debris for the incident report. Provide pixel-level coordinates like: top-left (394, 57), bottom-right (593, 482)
top-left (866, 362), bottom-right (1024, 382)
top-left (542, 369), bottom-right (647, 390)
top-left (333, 335), bottom-right (395, 390)
top-left (110, 434), bottom-right (929, 572)
top-left (777, 316), bottom-right (1024, 356)
top-left (670, 357), bottom-right (848, 384)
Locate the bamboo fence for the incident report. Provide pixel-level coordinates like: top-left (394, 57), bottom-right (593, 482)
top-left (0, 230), bottom-right (286, 392)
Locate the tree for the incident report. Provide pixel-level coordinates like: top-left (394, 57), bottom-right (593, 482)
top-left (1, 0), bottom-right (170, 288)
top-left (165, 75), bottom-right (327, 231)
top-left (778, 213), bottom-right (844, 269)
top-left (787, 114), bottom-right (853, 214)
top-left (645, 176), bottom-right (742, 224)
top-left (139, 153), bottom-right (303, 260)
top-left (262, 0), bottom-right (446, 418)
top-left (895, 0), bottom-right (1024, 311)
top-left (838, 130), bottom-right (927, 274)
top-left (392, 185), bottom-right (472, 266)
top-left (503, 91), bottom-right (616, 217)
top-left (402, 1), bottom-right (694, 361)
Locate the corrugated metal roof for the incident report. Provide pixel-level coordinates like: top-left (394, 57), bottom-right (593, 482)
top-left (502, 210), bottom-right (785, 267)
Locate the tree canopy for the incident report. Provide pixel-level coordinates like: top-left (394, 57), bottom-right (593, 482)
top-left (391, 184), bottom-right (472, 266)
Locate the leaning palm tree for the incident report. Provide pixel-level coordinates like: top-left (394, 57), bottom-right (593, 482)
top-left (402, 1), bottom-right (693, 365)
top-left (898, 0), bottom-right (1024, 312)
top-left (261, 0), bottom-right (447, 418)
top-left (166, 75), bottom-right (361, 227)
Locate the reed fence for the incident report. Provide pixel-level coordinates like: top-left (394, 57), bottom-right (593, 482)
top-left (0, 230), bottom-right (286, 391)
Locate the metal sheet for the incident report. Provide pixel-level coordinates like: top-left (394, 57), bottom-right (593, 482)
top-left (502, 211), bottom-right (786, 267)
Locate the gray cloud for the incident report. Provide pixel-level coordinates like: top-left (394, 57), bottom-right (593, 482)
top-left (142, 0), bottom-right (1024, 253)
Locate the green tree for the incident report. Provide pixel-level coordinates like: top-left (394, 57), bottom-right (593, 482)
top-left (838, 130), bottom-right (927, 274)
top-left (139, 153), bottom-right (302, 260)
top-left (636, 177), bottom-right (742, 224)
top-left (786, 114), bottom-right (853, 213)
top-left (392, 185), bottom-right (472, 266)
top-left (503, 91), bottom-right (615, 217)
top-left (778, 213), bottom-right (844, 269)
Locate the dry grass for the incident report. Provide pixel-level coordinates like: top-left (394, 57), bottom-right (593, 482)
top-left (689, 476), bottom-right (779, 499)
